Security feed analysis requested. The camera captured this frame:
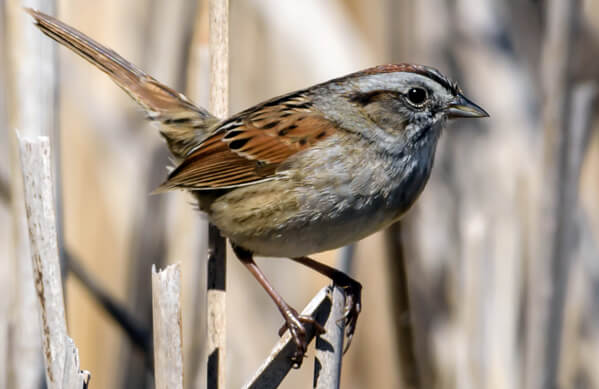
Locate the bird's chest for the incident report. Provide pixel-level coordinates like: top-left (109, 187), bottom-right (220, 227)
top-left (329, 150), bottom-right (431, 219)
top-left (209, 135), bottom-right (437, 257)
top-left (273, 145), bottom-right (434, 255)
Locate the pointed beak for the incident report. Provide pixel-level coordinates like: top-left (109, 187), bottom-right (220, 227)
top-left (447, 93), bottom-right (489, 119)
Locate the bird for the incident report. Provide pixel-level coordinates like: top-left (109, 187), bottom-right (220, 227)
top-left (27, 8), bottom-right (489, 367)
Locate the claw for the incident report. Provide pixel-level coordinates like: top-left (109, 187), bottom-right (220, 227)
top-left (334, 282), bottom-right (362, 354)
top-left (278, 307), bottom-right (326, 368)
top-left (300, 314), bottom-right (326, 335)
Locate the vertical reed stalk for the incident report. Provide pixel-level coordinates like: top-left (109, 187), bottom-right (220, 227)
top-left (206, 1), bottom-right (229, 388)
top-left (152, 264), bottom-right (184, 389)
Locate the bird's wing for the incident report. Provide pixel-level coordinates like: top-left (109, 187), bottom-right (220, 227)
top-left (156, 93), bottom-right (337, 191)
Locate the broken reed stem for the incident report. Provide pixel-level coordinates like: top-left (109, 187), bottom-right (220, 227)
top-left (152, 264), bottom-right (184, 389)
top-left (6, 2), bottom-right (59, 387)
top-left (207, 1), bottom-right (229, 389)
top-left (17, 135), bottom-right (89, 389)
top-left (314, 285), bottom-right (346, 389)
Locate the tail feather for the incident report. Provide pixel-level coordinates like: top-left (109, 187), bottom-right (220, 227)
top-left (26, 8), bottom-right (219, 158)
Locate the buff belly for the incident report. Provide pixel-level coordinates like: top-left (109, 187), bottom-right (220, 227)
top-left (207, 177), bottom-right (411, 258)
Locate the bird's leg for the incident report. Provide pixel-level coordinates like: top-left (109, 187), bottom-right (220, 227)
top-left (289, 256), bottom-right (362, 352)
top-left (232, 245), bottom-right (323, 368)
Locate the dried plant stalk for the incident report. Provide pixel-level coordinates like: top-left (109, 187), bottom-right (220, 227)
top-left (206, 1), bottom-right (229, 389)
top-left (526, 2), bottom-right (580, 389)
top-left (314, 285), bottom-right (345, 389)
top-left (152, 264), bottom-right (184, 389)
top-left (243, 287), bottom-right (332, 389)
top-left (5, 1), bottom-right (58, 388)
top-left (18, 135), bottom-right (89, 389)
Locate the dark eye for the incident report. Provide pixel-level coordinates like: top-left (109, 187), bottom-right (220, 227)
top-left (406, 87), bottom-right (428, 106)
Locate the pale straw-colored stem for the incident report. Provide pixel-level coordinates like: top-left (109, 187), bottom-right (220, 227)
top-left (152, 263), bottom-right (184, 389)
top-left (206, 1), bottom-right (229, 389)
top-left (6, 1), bottom-right (58, 388)
top-left (18, 135), bottom-right (89, 389)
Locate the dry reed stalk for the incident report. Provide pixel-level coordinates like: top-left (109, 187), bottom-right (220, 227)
top-left (119, 1), bottom-right (197, 385)
top-left (5, 1), bottom-right (58, 387)
top-left (385, 224), bottom-right (421, 389)
top-left (206, 1), bottom-right (229, 388)
top-left (313, 285), bottom-right (346, 389)
top-left (526, 1), bottom-right (580, 388)
top-left (556, 82), bottom-right (597, 387)
top-left (152, 263), bottom-right (184, 389)
top-left (18, 135), bottom-right (89, 389)
top-left (243, 287), bottom-right (332, 389)
top-left (182, 5), bottom-right (210, 387)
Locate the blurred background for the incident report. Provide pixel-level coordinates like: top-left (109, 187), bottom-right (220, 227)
top-left (1, 0), bottom-right (599, 388)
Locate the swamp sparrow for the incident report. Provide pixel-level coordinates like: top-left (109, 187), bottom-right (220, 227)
top-left (28, 9), bottom-right (488, 366)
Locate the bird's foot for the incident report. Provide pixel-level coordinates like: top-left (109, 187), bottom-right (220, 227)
top-left (339, 281), bottom-right (362, 353)
top-left (278, 307), bottom-right (325, 368)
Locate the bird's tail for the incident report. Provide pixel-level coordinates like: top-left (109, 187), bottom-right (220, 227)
top-left (26, 8), bottom-right (218, 158)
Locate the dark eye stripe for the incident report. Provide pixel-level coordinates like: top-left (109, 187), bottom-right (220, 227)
top-left (348, 88), bottom-right (430, 109)
top-left (347, 90), bottom-right (399, 106)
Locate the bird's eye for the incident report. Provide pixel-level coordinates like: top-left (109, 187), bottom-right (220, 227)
top-left (406, 87), bottom-right (428, 107)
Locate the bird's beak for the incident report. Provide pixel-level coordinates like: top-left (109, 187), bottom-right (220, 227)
top-left (447, 93), bottom-right (489, 119)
